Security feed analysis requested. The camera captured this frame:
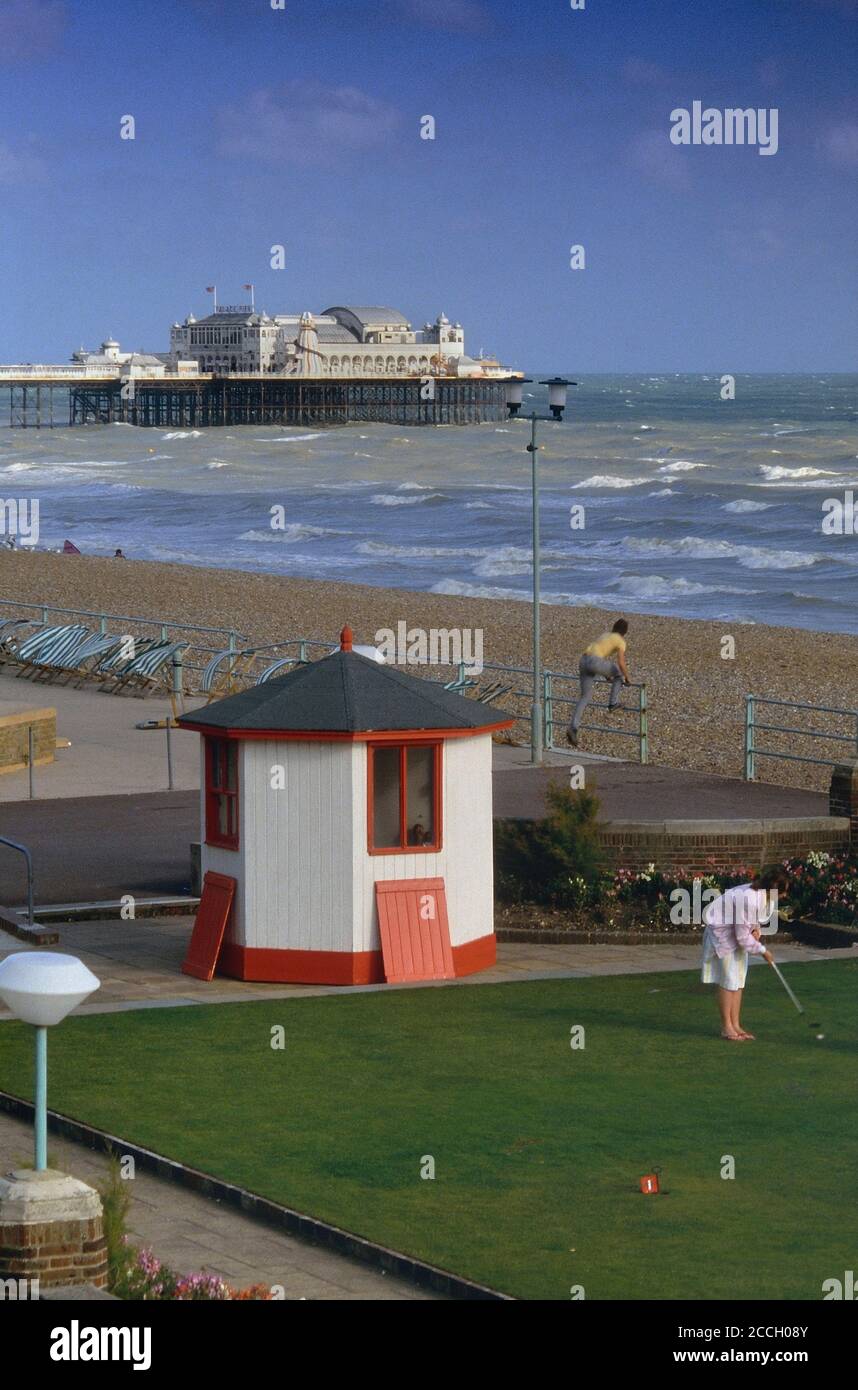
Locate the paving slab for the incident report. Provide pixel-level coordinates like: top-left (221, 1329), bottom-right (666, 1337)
top-left (0, 1111), bottom-right (441, 1301)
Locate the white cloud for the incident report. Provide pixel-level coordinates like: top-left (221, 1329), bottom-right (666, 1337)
top-left (0, 0), bottom-right (66, 62)
top-left (394, 0), bottom-right (492, 33)
top-left (819, 120), bottom-right (858, 166)
top-left (628, 129), bottom-right (691, 189)
top-left (0, 138), bottom-right (45, 184)
top-left (218, 82), bottom-right (402, 167)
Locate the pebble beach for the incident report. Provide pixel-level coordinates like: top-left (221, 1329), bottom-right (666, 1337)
top-left (1, 549), bottom-right (854, 792)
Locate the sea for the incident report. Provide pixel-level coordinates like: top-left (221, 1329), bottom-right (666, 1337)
top-left (1, 374), bottom-right (857, 635)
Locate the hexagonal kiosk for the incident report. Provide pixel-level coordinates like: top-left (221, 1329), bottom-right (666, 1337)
top-left (178, 629), bottom-right (513, 984)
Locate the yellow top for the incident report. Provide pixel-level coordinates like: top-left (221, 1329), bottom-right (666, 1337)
top-left (586, 632), bottom-right (626, 660)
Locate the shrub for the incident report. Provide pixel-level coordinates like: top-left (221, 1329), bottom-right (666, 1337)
top-left (495, 781), bottom-right (605, 908)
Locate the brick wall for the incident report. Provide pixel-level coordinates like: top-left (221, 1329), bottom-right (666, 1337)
top-left (597, 818), bottom-right (849, 874)
top-left (0, 707), bottom-right (56, 772)
top-left (0, 1214), bottom-right (108, 1289)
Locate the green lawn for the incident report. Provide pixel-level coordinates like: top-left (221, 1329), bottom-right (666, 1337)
top-left (1, 960), bottom-right (857, 1300)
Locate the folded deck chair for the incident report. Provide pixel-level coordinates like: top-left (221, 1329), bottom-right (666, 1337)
top-left (14, 624), bottom-right (90, 679)
top-left (199, 648), bottom-right (257, 702)
top-left (443, 675), bottom-right (479, 694)
top-left (91, 636), bottom-right (157, 683)
top-left (106, 641), bottom-right (189, 708)
top-left (256, 656), bottom-right (305, 685)
top-left (0, 618), bottom-right (45, 661)
top-left (43, 632), bottom-right (125, 685)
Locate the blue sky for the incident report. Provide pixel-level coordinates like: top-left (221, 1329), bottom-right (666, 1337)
top-left (0, 0), bottom-right (856, 370)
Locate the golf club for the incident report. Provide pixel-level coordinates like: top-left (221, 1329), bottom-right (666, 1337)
top-left (769, 960), bottom-right (824, 1036)
top-left (769, 959), bottom-right (803, 1014)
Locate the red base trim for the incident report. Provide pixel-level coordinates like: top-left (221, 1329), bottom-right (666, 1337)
top-left (216, 933), bottom-right (496, 985)
top-left (453, 933), bottom-right (497, 977)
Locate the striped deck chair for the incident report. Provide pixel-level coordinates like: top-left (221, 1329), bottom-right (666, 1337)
top-left (91, 636), bottom-right (157, 682)
top-left (43, 632), bottom-right (125, 686)
top-left (14, 624), bottom-right (91, 679)
top-left (107, 640), bottom-right (189, 702)
top-left (199, 648), bottom-right (257, 702)
top-left (0, 618), bottom-right (45, 661)
top-left (256, 656), bottom-right (304, 685)
top-left (474, 679), bottom-right (515, 704)
top-left (443, 675), bottom-right (479, 694)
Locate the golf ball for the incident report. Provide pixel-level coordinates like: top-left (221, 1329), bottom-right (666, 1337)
top-left (816, 1034), bottom-right (825, 1040)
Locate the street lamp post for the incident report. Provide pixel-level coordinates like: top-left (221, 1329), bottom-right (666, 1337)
top-left (503, 376), bottom-right (577, 764)
top-left (0, 953), bottom-right (99, 1169)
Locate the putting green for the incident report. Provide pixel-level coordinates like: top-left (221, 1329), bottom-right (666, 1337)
top-left (0, 959), bottom-right (855, 1299)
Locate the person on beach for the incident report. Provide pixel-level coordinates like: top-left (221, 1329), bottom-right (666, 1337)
top-left (114, 548), bottom-right (125, 558)
top-left (566, 619), bottom-right (630, 747)
top-left (700, 867), bottom-right (789, 1041)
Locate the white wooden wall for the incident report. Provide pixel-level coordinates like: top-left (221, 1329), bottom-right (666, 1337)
top-left (200, 733), bottom-right (495, 955)
top-left (350, 733), bottom-right (494, 951)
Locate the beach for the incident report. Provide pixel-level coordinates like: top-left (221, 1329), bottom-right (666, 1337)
top-left (1, 549), bottom-right (853, 791)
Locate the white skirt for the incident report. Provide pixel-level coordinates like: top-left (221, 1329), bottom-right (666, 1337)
top-left (701, 925), bottom-right (748, 991)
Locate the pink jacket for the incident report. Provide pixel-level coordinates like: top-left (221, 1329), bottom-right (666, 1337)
top-left (703, 884), bottom-right (770, 958)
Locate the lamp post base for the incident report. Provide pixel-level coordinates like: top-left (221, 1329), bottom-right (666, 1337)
top-left (0, 1168), bottom-right (108, 1292)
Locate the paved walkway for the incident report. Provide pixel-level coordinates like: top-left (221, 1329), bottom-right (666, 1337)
top-left (0, 920), bottom-right (851, 1019)
top-left (0, 748), bottom-right (830, 908)
top-left (0, 1113), bottom-right (439, 1301)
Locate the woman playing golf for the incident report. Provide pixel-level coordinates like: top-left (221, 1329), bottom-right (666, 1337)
top-left (700, 868), bottom-right (788, 1041)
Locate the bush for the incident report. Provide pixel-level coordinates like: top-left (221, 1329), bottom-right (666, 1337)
top-left (495, 781), bottom-right (605, 908)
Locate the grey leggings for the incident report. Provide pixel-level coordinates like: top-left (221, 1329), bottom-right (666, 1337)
top-left (569, 654), bottom-right (623, 732)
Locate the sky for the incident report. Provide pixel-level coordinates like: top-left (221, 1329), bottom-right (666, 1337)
top-left (0, 0), bottom-right (856, 371)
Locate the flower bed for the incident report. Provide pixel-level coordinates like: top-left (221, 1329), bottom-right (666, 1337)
top-left (113, 1240), bottom-right (274, 1301)
top-left (496, 851), bottom-right (858, 936)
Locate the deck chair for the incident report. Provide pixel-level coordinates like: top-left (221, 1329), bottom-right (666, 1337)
top-left (474, 680), bottom-right (516, 704)
top-left (107, 640), bottom-right (189, 714)
top-left (443, 675), bottom-right (479, 694)
top-left (199, 648), bottom-right (257, 702)
top-left (256, 656), bottom-right (305, 685)
top-left (44, 632), bottom-right (126, 686)
top-left (13, 624), bottom-right (90, 679)
top-left (0, 618), bottom-right (45, 662)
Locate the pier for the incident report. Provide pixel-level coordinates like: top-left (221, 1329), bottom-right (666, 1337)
top-left (0, 372), bottom-right (507, 428)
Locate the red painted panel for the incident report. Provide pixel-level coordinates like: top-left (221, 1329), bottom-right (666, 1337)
top-left (374, 878), bottom-right (454, 983)
top-left (182, 871), bottom-right (236, 980)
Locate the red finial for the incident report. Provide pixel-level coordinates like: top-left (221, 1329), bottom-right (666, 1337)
top-left (340, 625), bottom-right (353, 652)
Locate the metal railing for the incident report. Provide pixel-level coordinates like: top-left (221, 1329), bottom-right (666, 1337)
top-left (0, 835), bottom-right (34, 925)
top-left (544, 670), bottom-right (648, 763)
top-left (744, 694), bottom-right (858, 780)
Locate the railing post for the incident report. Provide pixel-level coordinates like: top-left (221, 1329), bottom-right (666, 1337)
top-left (299, 640), bottom-right (308, 663)
top-left (543, 671), bottom-right (553, 750)
top-left (639, 684), bottom-right (648, 765)
top-left (172, 650), bottom-right (183, 699)
top-left (745, 694), bottom-right (756, 780)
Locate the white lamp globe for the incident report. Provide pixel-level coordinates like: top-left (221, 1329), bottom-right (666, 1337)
top-left (0, 952), bottom-right (100, 1026)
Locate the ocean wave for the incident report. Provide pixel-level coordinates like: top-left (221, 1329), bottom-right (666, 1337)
top-left (238, 524), bottom-right (344, 543)
top-left (260, 433), bottom-right (325, 443)
top-left (571, 475), bottom-right (651, 489)
top-left (370, 492), bottom-right (449, 506)
top-left (759, 465), bottom-right (836, 481)
top-left (206, 459), bottom-right (231, 470)
top-left (657, 461), bottom-right (708, 473)
top-left (611, 574), bottom-right (758, 598)
top-left (623, 536), bottom-right (817, 570)
top-left (357, 540), bottom-right (484, 560)
top-left (162, 430), bottom-right (202, 440)
top-left (722, 500), bottom-right (772, 513)
top-left (430, 578), bottom-right (533, 601)
top-left (648, 488), bottom-right (676, 497)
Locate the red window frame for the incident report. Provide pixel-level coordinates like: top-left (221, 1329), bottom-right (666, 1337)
top-left (205, 736), bottom-right (239, 850)
top-left (367, 741), bottom-right (442, 855)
